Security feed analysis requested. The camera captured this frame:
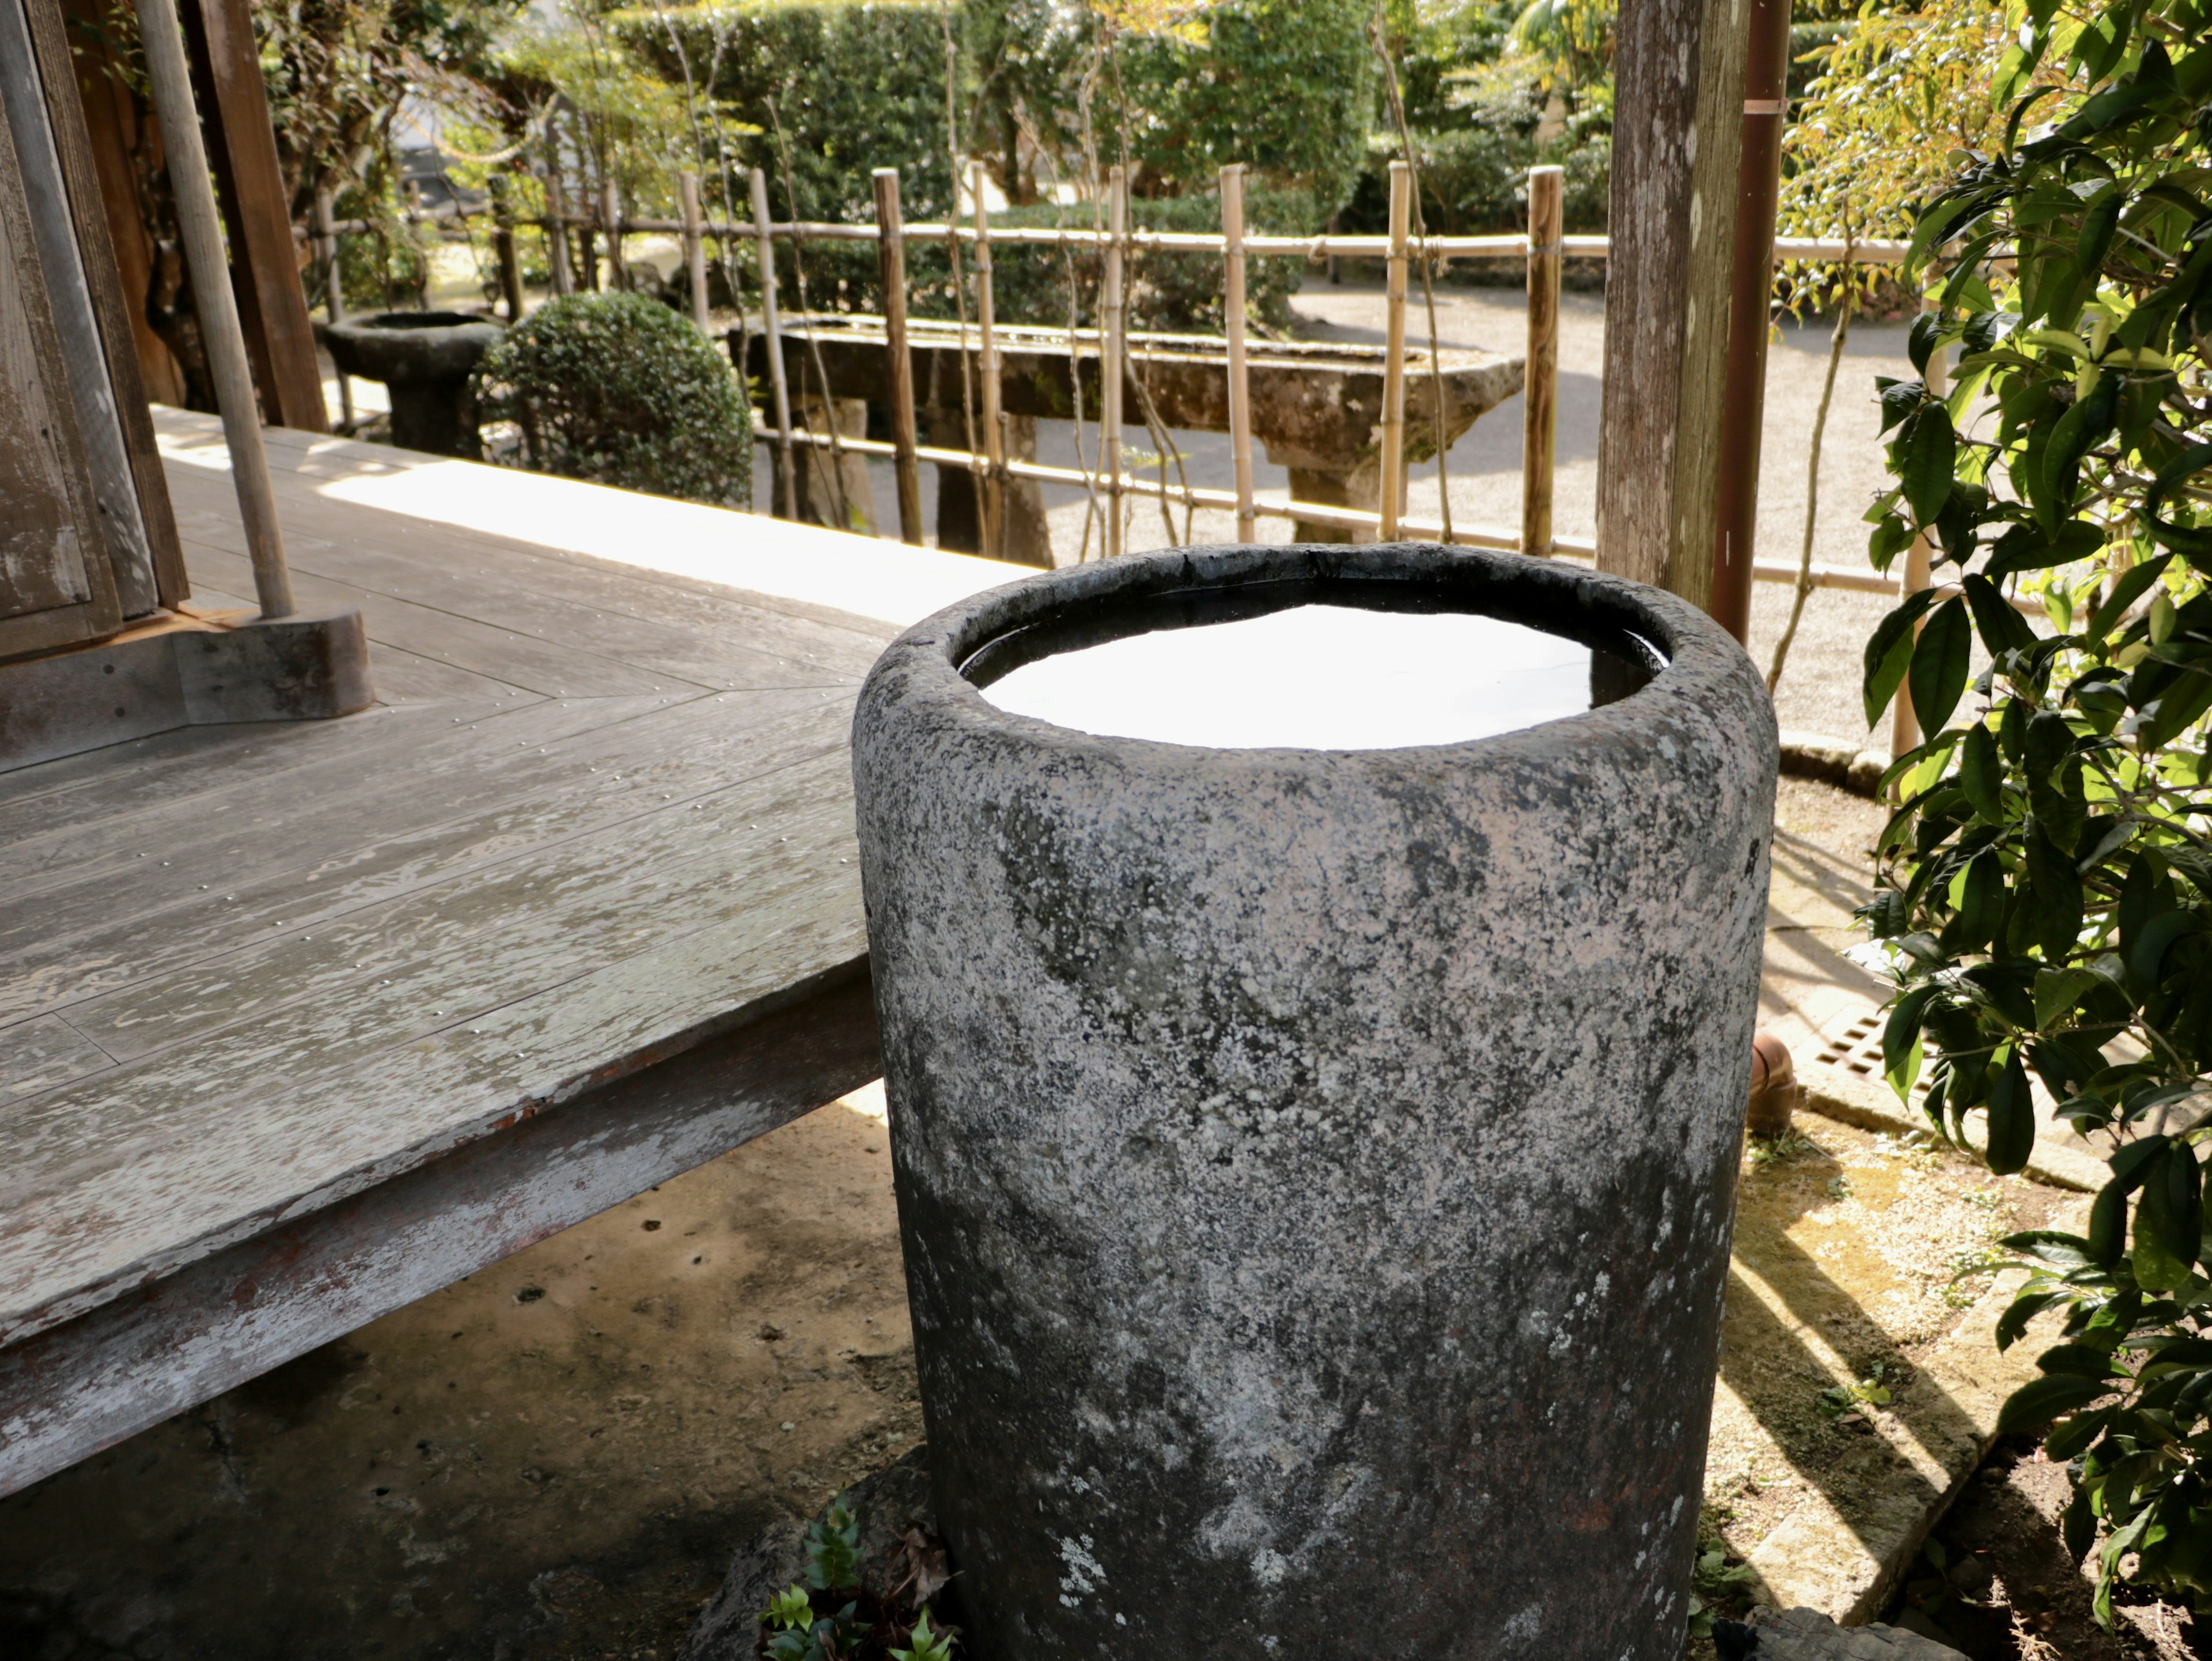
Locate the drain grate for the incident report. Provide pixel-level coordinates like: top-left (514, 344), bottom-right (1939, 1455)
top-left (1812, 1009), bottom-right (1932, 1101)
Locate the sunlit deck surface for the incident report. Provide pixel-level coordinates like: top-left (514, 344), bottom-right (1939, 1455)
top-left (0, 410), bottom-right (1024, 1494)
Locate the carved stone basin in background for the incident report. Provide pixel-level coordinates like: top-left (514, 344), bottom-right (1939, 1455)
top-left (739, 318), bottom-right (1525, 561)
top-left (321, 311), bottom-right (505, 459)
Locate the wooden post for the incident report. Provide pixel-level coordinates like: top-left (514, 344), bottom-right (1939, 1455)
top-left (749, 167), bottom-right (797, 519)
top-left (21, 0), bottom-right (187, 608)
top-left (3, 0), bottom-right (156, 614)
top-left (490, 172), bottom-right (525, 323)
top-left (313, 182), bottom-right (352, 426)
top-left (680, 170), bottom-right (709, 332)
top-left (873, 167), bottom-right (923, 546)
top-left (133, 0), bottom-right (292, 615)
top-left (1101, 164), bottom-right (1127, 560)
top-left (1222, 162), bottom-right (1257, 543)
top-left (1888, 535), bottom-right (1932, 769)
top-left (544, 166), bottom-right (573, 297)
top-left (1521, 165), bottom-right (1563, 558)
top-left (1380, 160), bottom-right (1411, 541)
top-left (179, 0), bottom-right (327, 432)
top-left (1709, 0), bottom-right (1792, 642)
top-left (601, 177), bottom-right (624, 290)
top-left (1594, 0), bottom-right (1752, 603)
top-left (971, 160), bottom-right (1004, 562)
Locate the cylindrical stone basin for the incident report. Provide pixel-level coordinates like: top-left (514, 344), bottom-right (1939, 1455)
top-left (321, 311), bottom-right (503, 457)
top-left (851, 543), bottom-right (1777, 1661)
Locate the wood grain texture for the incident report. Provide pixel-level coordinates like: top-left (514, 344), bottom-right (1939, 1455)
top-left (22, 0), bottom-right (189, 608)
top-left (0, 65), bottom-right (118, 654)
top-left (179, 0), bottom-right (327, 433)
top-left (0, 0), bottom-right (158, 617)
top-left (0, 419), bottom-right (1028, 1495)
top-left (53, 0), bottom-right (188, 408)
top-left (1594, 0), bottom-right (1752, 607)
top-left (0, 964), bottom-right (879, 1496)
top-left (1521, 166), bottom-right (1563, 558)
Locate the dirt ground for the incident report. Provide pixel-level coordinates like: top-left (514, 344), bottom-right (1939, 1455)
top-left (1892, 1441), bottom-right (2212, 1660)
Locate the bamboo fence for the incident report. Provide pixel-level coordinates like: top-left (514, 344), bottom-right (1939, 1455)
top-left (305, 165), bottom-right (1923, 607)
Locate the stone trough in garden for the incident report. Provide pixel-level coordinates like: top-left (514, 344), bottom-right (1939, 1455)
top-left (737, 318), bottom-right (1524, 559)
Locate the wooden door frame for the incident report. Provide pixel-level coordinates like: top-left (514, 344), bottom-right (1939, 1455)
top-left (24, 0), bottom-right (188, 610)
top-left (0, 67), bottom-right (122, 659)
top-left (181, 0), bottom-right (328, 434)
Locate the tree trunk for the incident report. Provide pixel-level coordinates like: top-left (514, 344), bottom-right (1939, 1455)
top-left (1595, 0), bottom-right (1753, 610)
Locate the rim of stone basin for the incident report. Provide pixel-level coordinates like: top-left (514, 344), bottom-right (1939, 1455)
top-left (872, 541), bottom-right (1753, 760)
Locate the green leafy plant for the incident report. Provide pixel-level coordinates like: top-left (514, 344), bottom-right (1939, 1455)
top-left (805, 1496), bottom-right (864, 1592)
top-left (889, 1611), bottom-right (955, 1661)
top-left (1684, 1542), bottom-right (1758, 1640)
top-left (472, 291), bottom-right (753, 507)
top-left (1852, 0), bottom-right (2212, 1624)
top-left (1817, 1365), bottom-right (1896, 1420)
top-left (757, 1489), bottom-right (957, 1661)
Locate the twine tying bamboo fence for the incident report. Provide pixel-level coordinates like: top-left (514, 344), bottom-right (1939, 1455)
top-left (302, 167), bottom-right (1923, 599)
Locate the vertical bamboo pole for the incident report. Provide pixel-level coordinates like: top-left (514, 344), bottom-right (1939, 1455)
top-left (874, 167), bottom-right (923, 545)
top-left (313, 181), bottom-right (352, 428)
top-left (601, 177), bottom-right (624, 290)
top-left (545, 167), bottom-right (573, 297)
top-left (971, 160), bottom-right (1004, 562)
top-left (680, 170), bottom-right (709, 332)
top-left (1101, 164), bottom-right (1127, 560)
top-left (1709, 0), bottom-right (1792, 641)
top-left (1521, 165), bottom-right (1563, 558)
top-left (749, 167), bottom-right (797, 519)
top-left (490, 172), bottom-right (525, 322)
top-left (132, 0), bottom-right (291, 616)
top-left (1222, 162), bottom-right (1257, 543)
top-left (1380, 160), bottom-right (1411, 541)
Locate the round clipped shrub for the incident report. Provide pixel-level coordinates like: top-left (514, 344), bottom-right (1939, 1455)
top-left (472, 292), bottom-right (751, 508)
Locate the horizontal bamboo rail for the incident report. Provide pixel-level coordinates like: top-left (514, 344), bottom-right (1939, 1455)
top-left (298, 207), bottom-right (1911, 268)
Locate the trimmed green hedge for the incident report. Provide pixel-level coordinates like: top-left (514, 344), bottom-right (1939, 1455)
top-left (474, 292), bottom-right (752, 507)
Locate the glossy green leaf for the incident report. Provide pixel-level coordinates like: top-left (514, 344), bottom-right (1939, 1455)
top-left (2033, 965), bottom-right (2105, 1027)
top-left (1910, 596), bottom-right (1974, 735)
top-left (1996, 1373), bottom-right (2113, 1434)
top-left (1959, 722), bottom-right (2006, 821)
top-left (1984, 1047), bottom-right (2037, 1174)
top-left (2086, 553), bottom-right (2175, 640)
top-left (1899, 404), bottom-right (1959, 527)
top-left (1863, 587), bottom-right (1945, 728)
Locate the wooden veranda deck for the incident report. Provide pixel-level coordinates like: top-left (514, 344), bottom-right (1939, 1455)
top-left (0, 410), bottom-right (1024, 1495)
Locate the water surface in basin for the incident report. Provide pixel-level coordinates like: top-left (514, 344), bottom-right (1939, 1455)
top-left (966, 580), bottom-right (1658, 750)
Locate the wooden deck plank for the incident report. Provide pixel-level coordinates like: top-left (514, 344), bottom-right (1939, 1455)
top-left (0, 1017), bottom-right (112, 1099)
top-left (0, 691), bottom-right (848, 1027)
top-left (349, 643), bottom-right (539, 706)
top-left (164, 469), bottom-right (876, 691)
top-left (0, 697), bottom-right (542, 860)
top-left (175, 536), bottom-right (691, 699)
top-left (154, 409), bottom-right (1021, 634)
top-left (170, 460), bottom-right (899, 671)
top-left (0, 970), bottom-right (878, 1498)
top-left (28, 695), bottom-right (857, 1049)
top-left (0, 788), bottom-right (866, 1345)
top-left (0, 690), bottom-right (671, 903)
